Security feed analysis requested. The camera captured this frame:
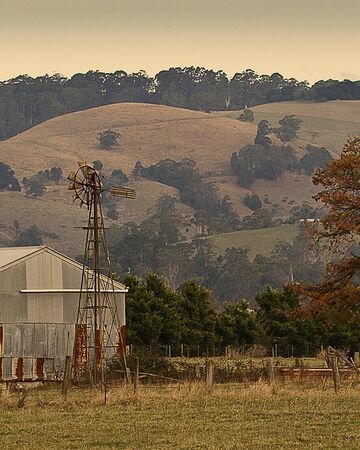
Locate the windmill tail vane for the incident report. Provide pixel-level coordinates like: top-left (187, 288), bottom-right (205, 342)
top-left (67, 161), bottom-right (135, 386)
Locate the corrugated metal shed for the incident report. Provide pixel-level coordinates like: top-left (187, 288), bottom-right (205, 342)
top-left (0, 246), bottom-right (127, 381)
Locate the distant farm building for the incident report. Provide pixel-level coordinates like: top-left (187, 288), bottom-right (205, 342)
top-left (0, 246), bottom-right (127, 381)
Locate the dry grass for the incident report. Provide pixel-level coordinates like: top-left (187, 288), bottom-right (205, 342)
top-left (214, 100), bottom-right (360, 156)
top-left (199, 224), bottom-right (298, 258)
top-left (0, 103), bottom-right (255, 179)
top-left (177, 225), bottom-right (298, 259)
top-left (1, 381), bottom-right (360, 449)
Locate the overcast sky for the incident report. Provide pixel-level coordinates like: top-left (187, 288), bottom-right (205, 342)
top-left (1, 0), bottom-right (359, 83)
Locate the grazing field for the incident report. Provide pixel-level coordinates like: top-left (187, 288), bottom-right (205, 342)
top-left (1, 382), bottom-right (360, 449)
top-left (178, 224), bottom-right (298, 259)
top-left (214, 100), bottom-right (360, 156)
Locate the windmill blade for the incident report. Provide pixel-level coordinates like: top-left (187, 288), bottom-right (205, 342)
top-left (110, 186), bottom-right (136, 199)
top-left (68, 181), bottom-right (84, 191)
top-left (78, 161), bottom-right (94, 178)
top-left (67, 171), bottom-right (83, 183)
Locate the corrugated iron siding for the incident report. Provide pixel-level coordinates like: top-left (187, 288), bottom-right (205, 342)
top-left (0, 323), bottom-right (74, 381)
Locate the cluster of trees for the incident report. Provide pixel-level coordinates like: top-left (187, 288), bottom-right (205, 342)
top-left (97, 129), bottom-right (121, 149)
top-left (0, 162), bottom-right (64, 197)
top-left (0, 162), bottom-right (21, 191)
top-left (231, 118), bottom-right (332, 187)
top-left (1, 68), bottom-right (359, 140)
top-left (22, 166), bottom-right (63, 197)
top-left (299, 144), bottom-right (333, 175)
top-left (135, 158), bottom-right (240, 233)
top-left (108, 194), bottom-right (324, 303)
top-left (13, 224), bottom-right (43, 246)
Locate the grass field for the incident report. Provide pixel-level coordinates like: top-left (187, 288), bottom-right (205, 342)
top-left (214, 100), bottom-right (360, 156)
top-left (1, 382), bottom-right (360, 449)
top-left (179, 224), bottom-right (298, 258)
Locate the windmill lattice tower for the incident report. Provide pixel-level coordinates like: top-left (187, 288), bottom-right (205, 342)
top-left (67, 162), bottom-right (136, 385)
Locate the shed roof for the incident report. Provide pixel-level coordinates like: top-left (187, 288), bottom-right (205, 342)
top-left (0, 245), bottom-right (127, 291)
top-left (0, 246), bottom-right (43, 268)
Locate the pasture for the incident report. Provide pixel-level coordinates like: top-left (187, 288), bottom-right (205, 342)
top-left (1, 381), bottom-right (360, 449)
top-left (215, 100), bottom-right (360, 156)
top-left (196, 224), bottom-right (298, 258)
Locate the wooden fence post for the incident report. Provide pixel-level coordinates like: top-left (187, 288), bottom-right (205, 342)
top-left (265, 359), bottom-right (274, 383)
top-left (180, 344), bottom-right (184, 358)
top-left (354, 352), bottom-right (360, 368)
top-left (331, 355), bottom-right (340, 393)
top-left (134, 357), bottom-right (140, 394)
top-left (61, 355), bottom-right (72, 398)
top-left (206, 360), bottom-right (214, 393)
top-left (274, 344), bottom-right (278, 358)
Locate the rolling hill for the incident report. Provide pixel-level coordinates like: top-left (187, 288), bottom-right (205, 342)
top-left (0, 100), bottom-right (354, 258)
top-left (0, 103), bottom-right (256, 256)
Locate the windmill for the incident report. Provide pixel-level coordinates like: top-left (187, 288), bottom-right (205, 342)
top-left (67, 161), bottom-right (135, 385)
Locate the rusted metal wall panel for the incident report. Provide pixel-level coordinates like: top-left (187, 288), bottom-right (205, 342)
top-left (0, 323), bottom-right (75, 381)
top-left (0, 357), bottom-right (55, 381)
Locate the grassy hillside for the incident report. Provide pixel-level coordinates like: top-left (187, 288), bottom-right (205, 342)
top-left (179, 224), bottom-right (298, 259)
top-left (0, 103), bottom-right (256, 255)
top-left (0, 102), bottom-right (332, 256)
top-left (0, 102), bottom-right (255, 179)
top-left (214, 100), bottom-right (360, 156)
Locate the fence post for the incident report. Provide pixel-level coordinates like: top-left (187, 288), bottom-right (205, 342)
top-left (264, 359), bottom-right (274, 383)
top-left (168, 345), bottom-right (172, 358)
top-left (61, 355), bottom-right (72, 398)
top-left (274, 343), bottom-right (278, 358)
top-left (180, 344), bottom-right (184, 358)
top-left (197, 345), bottom-right (200, 358)
top-left (354, 352), bottom-right (360, 367)
top-left (331, 355), bottom-right (340, 393)
top-left (206, 360), bottom-right (214, 393)
top-left (134, 357), bottom-right (140, 394)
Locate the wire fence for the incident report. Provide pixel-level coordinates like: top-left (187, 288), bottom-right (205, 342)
top-left (128, 343), bottom-right (327, 359)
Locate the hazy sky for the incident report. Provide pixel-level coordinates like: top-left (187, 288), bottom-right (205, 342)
top-left (1, 0), bottom-right (359, 83)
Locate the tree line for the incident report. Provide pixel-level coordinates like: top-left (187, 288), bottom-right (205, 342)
top-left (1, 67), bottom-right (359, 140)
top-left (125, 274), bottom-right (358, 356)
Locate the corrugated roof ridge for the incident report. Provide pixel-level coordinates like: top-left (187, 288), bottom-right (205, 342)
top-left (0, 245), bottom-right (46, 269)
